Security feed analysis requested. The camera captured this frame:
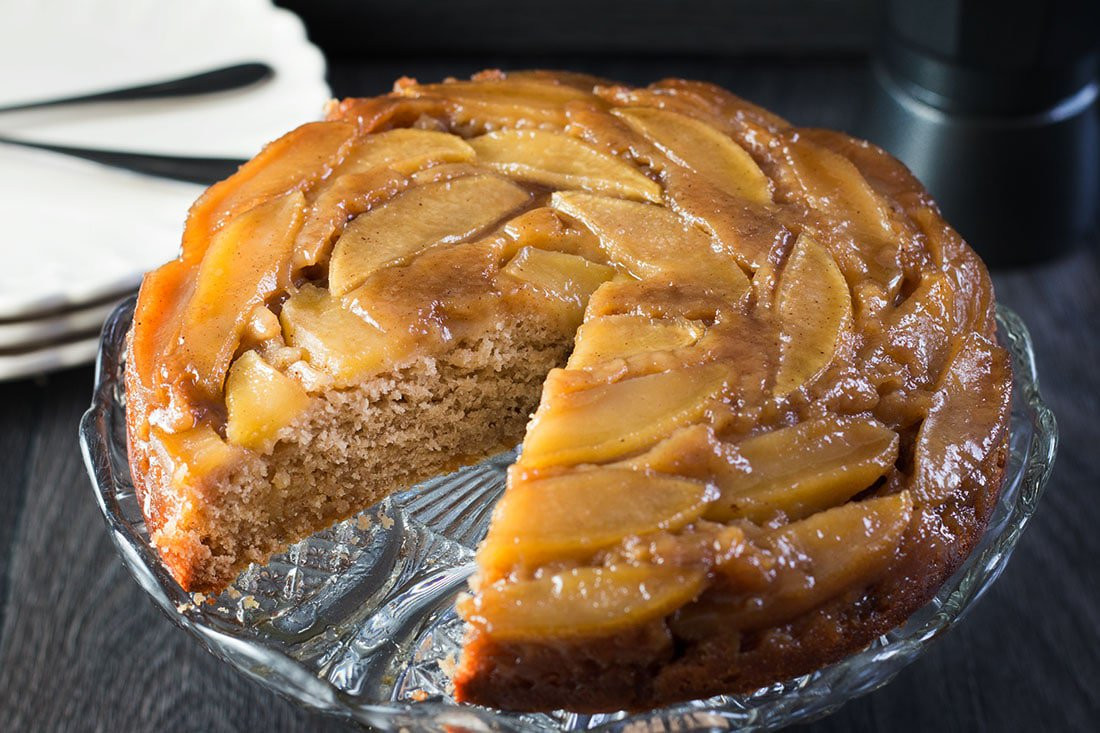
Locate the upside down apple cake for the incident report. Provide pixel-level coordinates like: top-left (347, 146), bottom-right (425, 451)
top-left (124, 70), bottom-right (1012, 713)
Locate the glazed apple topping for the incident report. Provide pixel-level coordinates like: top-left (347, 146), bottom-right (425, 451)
top-left (468, 129), bottom-right (662, 202)
top-left (497, 246), bottom-right (616, 328)
top-left (278, 284), bottom-right (395, 387)
top-left (177, 191), bottom-right (306, 400)
top-left (518, 363), bottom-right (731, 469)
top-left (477, 468), bottom-right (713, 574)
top-left (612, 106), bottom-right (773, 205)
top-left (328, 174), bottom-right (530, 296)
top-left (550, 190), bottom-right (752, 297)
top-left (462, 563), bottom-right (708, 642)
top-left (723, 491), bottom-right (915, 630)
top-left (774, 233), bottom-right (853, 396)
top-left (702, 416), bottom-right (899, 523)
top-left (566, 314), bottom-right (705, 368)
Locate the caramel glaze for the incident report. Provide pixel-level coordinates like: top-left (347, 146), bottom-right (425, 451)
top-left (124, 69), bottom-right (1012, 710)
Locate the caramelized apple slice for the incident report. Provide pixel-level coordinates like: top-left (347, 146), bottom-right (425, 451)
top-left (911, 206), bottom-right (995, 335)
top-left (780, 135), bottom-right (894, 247)
top-left (704, 417), bottom-right (899, 523)
top-left (585, 277), bottom-right (728, 323)
top-left (520, 362), bottom-right (729, 468)
top-left (501, 207), bottom-right (604, 261)
top-left (178, 191), bottom-right (306, 397)
top-left (182, 122), bottom-right (356, 264)
top-left (550, 191), bottom-right (750, 297)
top-left (470, 129), bottom-right (661, 202)
top-left (618, 423), bottom-right (729, 479)
top-left (293, 168), bottom-right (409, 272)
top-left (291, 130), bottom-right (477, 269)
top-left (503, 69), bottom-right (607, 90)
top-left (478, 469), bottom-right (711, 570)
top-left (878, 273), bottom-right (956, 383)
top-left (225, 351), bottom-right (311, 451)
top-left (409, 162), bottom-right (484, 185)
top-left (280, 284), bottom-right (400, 386)
top-left (153, 425), bottom-right (245, 488)
top-left (128, 259), bottom-right (191, 407)
top-left (339, 128), bottom-right (475, 175)
top-left (614, 107), bottom-right (772, 204)
top-left (911, 333), bottom-right (1012, 505)
top-left (563, 100), bottom-right (657, 162)
top-left (340, 235), bottom-right (509, 349)
top-left (661, 167), bottom-right (786, 273)
top-left (498, 247), bottom-right (615, 327)
top-left (774, 234), bottom-right (852, 396)
top-left (329, 174), bottom-right (530, 295)
top-left (466, 564), bottom-right (706, 641)
top-left (397, 78), bottom-right (595, 131)
top-left (730, 491), bottom-right (913, 630)
top-left (597, 79), bottom-right (788, 149)
top-left (568, 314), bottom-right (705, 368)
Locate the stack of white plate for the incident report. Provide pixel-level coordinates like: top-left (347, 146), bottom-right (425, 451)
top-left (0, 296), bottom-right (127, 380)
top-left (0, 0), bottom-right (330, 380)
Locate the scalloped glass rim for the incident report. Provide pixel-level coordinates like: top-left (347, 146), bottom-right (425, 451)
top-left (80, 299), bottom-right (1057, 732)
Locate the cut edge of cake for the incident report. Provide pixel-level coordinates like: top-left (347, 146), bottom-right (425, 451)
top-left (128, 313), bottom-right (573, 593)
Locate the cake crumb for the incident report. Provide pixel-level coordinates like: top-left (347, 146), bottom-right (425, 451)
top-left (439, 653), bottom-right (457, 677)
top-left (226, 586), bottom-right (242, 599)
top-left (191, 592), bottom-right (206, 605)
top-left (410, 689), bottom-right (429, 702)
top-left (139, 318), bottom-right (568, 604)
top-left (241, 595), bottom-right (260, 610)
top-left (272, 470), bottom-right (291, 491)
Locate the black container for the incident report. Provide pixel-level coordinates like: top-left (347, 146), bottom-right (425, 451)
top-left (861, 0), bottom-right (1100, 267)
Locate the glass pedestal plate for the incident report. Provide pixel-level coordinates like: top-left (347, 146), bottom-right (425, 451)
top-left (80, 300), bottom-right (1057, 731)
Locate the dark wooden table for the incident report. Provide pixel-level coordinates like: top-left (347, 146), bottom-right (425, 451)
top-left (2, 58), bottom-right (1097, 732)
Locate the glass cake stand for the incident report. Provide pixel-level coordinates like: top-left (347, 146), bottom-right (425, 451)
top-left (80, 299), bottom-right (1057, 732)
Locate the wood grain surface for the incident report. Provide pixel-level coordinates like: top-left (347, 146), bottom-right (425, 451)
top-left (1, 59), bottom-right (1097, 732)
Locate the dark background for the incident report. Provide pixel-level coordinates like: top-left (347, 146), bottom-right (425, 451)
top-left (275, 0), bottom-right (876, 57)
top-left (2, 2), bottom-right (1098, 731)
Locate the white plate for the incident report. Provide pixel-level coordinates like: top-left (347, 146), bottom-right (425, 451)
top-left (0, 336), bottom-right (99, 381)
top-left (1, 0), bottom-right (330, 319)
top-left (0, 296), bottom-right (125, 349)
